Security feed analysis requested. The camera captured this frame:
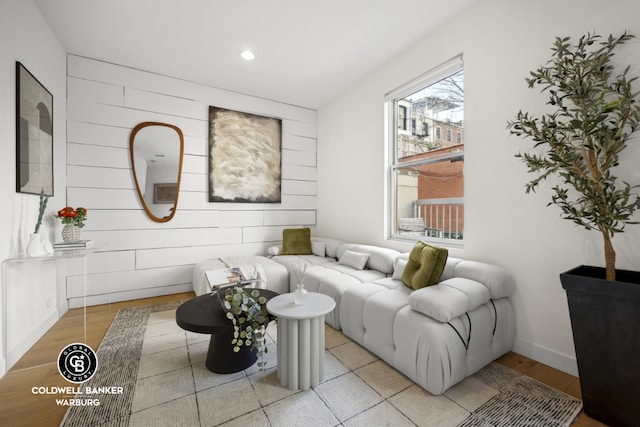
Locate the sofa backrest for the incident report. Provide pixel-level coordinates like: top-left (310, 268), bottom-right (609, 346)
top-left (336, 244), bottom-right (401, 274)
top-left (441, 257), bottom-right (514, 299)
top-left (395, 254), bottom-right (514, 299)
top-left (311, 237), bottom-right (347, 259)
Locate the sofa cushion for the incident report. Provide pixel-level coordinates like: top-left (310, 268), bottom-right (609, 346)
top-left (408, 277), bottom-right (491, 322)
top-left (401, 241), bottom-right (448, 290)
top-left (392, 258), bottom-right (408, 280)
top-left (268, 237), bottom-right (338, 259)
top-left (311, 240), bottom-right (326, 257)
top-left (267, 245), bottom-right (281, 256)
top-left (282, 227), bottom-right (312, 255)
top-left (338, 250), bottom-right (369, 270)
top-left (312, 237), bottom-right (347, 259)
top-left (336, 244), bottom-right (400, 274)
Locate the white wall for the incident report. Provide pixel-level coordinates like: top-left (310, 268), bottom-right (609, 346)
top-left (65, 55), bottom-right (317, 308)
top-left (317, 0), bottom-right (640, 375)
top-left (0, 0), bottom-right (67, 375)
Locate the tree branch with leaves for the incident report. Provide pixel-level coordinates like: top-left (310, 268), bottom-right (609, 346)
top-left (507, 32), bottom-right (640, 281)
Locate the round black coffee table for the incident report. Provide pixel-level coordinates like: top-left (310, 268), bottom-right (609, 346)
top-left (176, 289), bottom-right (278, 374)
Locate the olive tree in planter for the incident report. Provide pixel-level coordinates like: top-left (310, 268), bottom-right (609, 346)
top-left (508, 32), bottom-right (640, 427)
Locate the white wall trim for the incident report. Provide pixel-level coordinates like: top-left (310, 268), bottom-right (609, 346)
top-left (65, 54), bottom-right (318, 307)
top-left (6, 311), bottom-right (59, 371)
top-left (513, 336), bottom-right (578, 377)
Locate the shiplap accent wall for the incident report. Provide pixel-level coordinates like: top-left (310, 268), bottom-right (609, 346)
top-left (65, 55), bottom-right (317, 308)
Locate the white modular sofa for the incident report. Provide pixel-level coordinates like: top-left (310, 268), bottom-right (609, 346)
top-left (193, 237), bottom-right (515, 395)
top-left (271, 240), bottom-right (401, 330)
top-left (338, 254), bottom-right (515, 395)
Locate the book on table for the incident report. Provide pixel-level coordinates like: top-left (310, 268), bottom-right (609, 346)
top-left (53, 240), bottom-right (94, 250)
top-left (205, 267), bottom-right (259, 292)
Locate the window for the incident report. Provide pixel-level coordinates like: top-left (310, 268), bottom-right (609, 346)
top-left (398, 105), bottom-right (408, 131)
top-left (386, 55), bottom-right (464, 244)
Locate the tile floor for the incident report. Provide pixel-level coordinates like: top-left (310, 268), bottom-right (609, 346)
top-left (123, 308), bottom-right (579, 427)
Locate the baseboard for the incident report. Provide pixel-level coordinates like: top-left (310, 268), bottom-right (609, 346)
top-left (512, 337), bottom-right (579, 377)
top-left (0, 356), bottom-right (6, 379)
top-left (67, 283), bottom-right (193, 309)
top-left (6, 310), bottom-right (59, 371)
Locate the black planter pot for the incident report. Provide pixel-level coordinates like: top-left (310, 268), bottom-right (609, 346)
top-left (560, 265), bottom-right (640, 427)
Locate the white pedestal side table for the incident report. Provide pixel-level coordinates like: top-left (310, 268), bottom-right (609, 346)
top-left (266, 291), bottom-right (335, 390)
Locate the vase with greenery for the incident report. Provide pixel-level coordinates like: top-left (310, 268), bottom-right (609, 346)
top-left (220, 286), bottom-right (273, 370)
top-left (508, 32), bottom-right (640, 427)
top-left (27, 188), bottom-right (53, 256)
top-left (292, 262), bottom-right (308, 305)
top-left (34, 188), bottom-right (48, 234)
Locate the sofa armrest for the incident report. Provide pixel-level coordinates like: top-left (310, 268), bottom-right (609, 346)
top-left (408, 278), bottom-right (490, 322)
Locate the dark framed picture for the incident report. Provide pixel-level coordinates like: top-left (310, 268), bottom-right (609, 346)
top-left (16, 62), bottom-right (53, 196)
top-left (153, 183), bottom-right (177, 204)
top-left (208, 106), bottom-right (282, 203)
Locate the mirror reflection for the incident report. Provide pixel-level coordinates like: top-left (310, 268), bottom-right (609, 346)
top-left (130, 122), bottom-right (184, 222)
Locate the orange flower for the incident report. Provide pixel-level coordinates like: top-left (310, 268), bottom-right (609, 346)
top-left (56, 206), bottom-right (88, 228)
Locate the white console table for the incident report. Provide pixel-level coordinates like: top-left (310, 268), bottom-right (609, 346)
top-left (266, 292), bottom-right (335, 390)
top-left (1, 248), bottom-right (94, 376)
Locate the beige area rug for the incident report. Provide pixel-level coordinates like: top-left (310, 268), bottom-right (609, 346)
top-left (60, 302), bottom-right (582, 427)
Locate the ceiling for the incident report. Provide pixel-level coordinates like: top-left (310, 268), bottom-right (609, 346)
top-left (34, 0), bottom-right (479, 110)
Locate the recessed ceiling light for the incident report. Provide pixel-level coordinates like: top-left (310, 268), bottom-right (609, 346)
top-left (240, 50), bottom-right (255, 61)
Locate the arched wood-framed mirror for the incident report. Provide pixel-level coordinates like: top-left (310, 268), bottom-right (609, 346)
top-left (130, 122), bottom-right (184, 222)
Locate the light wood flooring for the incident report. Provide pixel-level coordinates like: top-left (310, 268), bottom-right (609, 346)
top-left (0, 292), bottom-right (606, 427)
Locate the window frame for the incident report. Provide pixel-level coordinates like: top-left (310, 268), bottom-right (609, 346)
top-left (384, 55), bottom-right (464, 247)
top-left (398, 105), bottom-right (408, 131)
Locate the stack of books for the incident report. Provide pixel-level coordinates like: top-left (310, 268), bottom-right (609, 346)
top-left (53, 240), bottom-right (94, 251)
top-left (205, 267), bottom-right (260, 293)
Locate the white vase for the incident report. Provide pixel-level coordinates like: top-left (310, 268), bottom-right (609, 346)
top-left (294, 283), bottom-right (307, 305)
top-left (26, 230), bottom-right (53, 257)
top-left (62, 225), bottom-right (81, 242)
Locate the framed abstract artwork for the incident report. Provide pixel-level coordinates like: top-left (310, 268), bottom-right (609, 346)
top-left (208, 106), bottom-right (282, 203)
top-left (16, 62), bottom-right (54, 196)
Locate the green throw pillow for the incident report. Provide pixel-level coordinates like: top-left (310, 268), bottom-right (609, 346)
top-left (401, 241), bottom-right (448, 290)
top-left (282, 228), bottom-right (312, 255)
